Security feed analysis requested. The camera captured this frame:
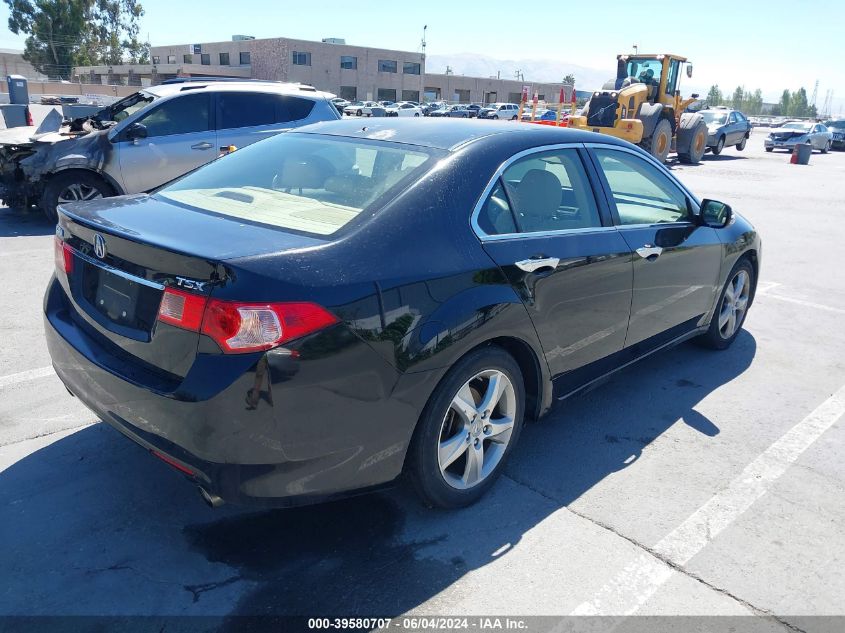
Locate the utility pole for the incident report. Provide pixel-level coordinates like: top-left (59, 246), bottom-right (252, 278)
top-left (811, 79), bottom-right (819, 107)
top-left (633, 44), bottom-right (638, 54)
top-left (421, 25), bottom-right (427, 60)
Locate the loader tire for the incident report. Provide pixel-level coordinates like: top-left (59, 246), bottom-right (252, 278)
top-left (644, 119), bottom-right (672, 163)
top-left (677, 115), bottom-right (708, 164)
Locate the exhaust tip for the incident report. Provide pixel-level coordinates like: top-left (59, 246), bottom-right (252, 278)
top-left (198, 486), bottom-right (224, 508)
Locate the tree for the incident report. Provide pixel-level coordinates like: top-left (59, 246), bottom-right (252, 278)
top-left (731, 85), bottom-right (744, 111)
top-left (706, 84), bottom-right (723, 107)
top-left (745, 88), bottom-right (763, 115)
top-left (788, 87), bottom-right (808, 117)
top-left (778, 90), bottom-right (791, 117)
top-left (4, 0), bottom-right (89, 79)
top-left (4, 0), bottom-right (145, 79)
top-left (562, 73), bottom-right (575, 85)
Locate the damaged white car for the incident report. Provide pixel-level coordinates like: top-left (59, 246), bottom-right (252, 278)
top-left (0, 81), bottom-right (340, 221)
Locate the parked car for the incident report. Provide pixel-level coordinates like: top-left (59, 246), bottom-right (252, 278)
top-left (331, 98), bottom-right (350, 114)
top-left (422, 101), bottom-right (446, 116)
top-left (698, 107), bottom-right (752, 155)
top-left (465, 104), bottom-right (483, 118)
top-left (478, 103), bottom-right (520, 120)
top-left (343, 101), bottom-right (379, 116)
top-left (46, 119), bottom-right (759, 510)
top-left (764, 121), bottom-right (832, 153)
top-left (385, 102), bottom-right (423, 117)
top-left (823, 119), bottom-right (845, 150)
top-left (0, 81), bottom-right (340, 222)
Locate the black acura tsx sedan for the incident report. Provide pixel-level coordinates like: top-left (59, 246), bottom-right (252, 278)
top-left (45, 118), bottom-right (760, 509)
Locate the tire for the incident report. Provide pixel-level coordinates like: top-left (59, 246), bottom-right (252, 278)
top-left (822, 140), bottom-right (830, 154)
top-left (491, 115), bottom-right (499, 120)
top-left (356, 109), bottom-right (362, 116)
top-left (677, 117), bottom-right (708, 164)
top-left (765, 147), bottom-right (773, 152)
top-left (737, 136), bottom-right (747, 151)
top-left (414, 112), bottom-right (420, 117)
top-left (711, 135), bottom-right (726, 155)
top-left (407, 346), bottom-right (525, 509)
top-left (696, 258), bottom-right (755, 350)
top-left (645, 118), bottom-right (672, 163)
top-left (511, 115), bottom-right (517, 120)
top-left (40, 171), bottom-right (113, 223)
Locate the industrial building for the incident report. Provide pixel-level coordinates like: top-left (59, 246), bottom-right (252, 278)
top-left (72, 35), bottom-right (573, 104)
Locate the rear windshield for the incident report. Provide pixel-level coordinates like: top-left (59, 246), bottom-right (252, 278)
top-left (824, 120), bottom-right (845, 130)
top-left (156, 133), bottom-right (441, 236)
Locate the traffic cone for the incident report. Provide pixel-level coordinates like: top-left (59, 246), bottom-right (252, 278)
top-left (790, 146), bottom-right (798, 164)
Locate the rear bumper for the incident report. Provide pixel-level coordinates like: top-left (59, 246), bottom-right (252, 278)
top-left (44, 276), bottom-right (421, 507)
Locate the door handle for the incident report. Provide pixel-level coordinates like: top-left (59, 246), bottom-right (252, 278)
top-left (191, 142), bottom-right (214, 150)
top-left (514, 256), bottom-right (560, 273)
top-left (636, 244), bottom-right (663, 260)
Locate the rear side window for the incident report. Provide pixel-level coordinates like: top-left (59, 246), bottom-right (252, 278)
top-left (136, 93), bottom-right (211, 137)
top-left (477, 148), bottom-right (601, 235)
top-left (156, 133), bottom-right (441, 236)
top-left (217, 92), bottom-right (316, 129)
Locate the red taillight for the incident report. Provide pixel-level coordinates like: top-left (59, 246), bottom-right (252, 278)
top-left (26, 107), bottom-right (33, 127)
top-left (201, 299), bottom-right (339, 353)
top-left (156, 287), bottom-right (338, 354)
top-left (54, 236), bottom-right (73, 274)
top-left (157, 286), bottom-right (207, 331)
top-left (151, 450), bottom-right (195, 476)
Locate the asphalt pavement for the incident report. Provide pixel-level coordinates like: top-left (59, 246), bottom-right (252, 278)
top-left (1, 133), bottom-right (844, 631)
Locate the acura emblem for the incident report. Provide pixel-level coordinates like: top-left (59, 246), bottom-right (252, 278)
top-left (93, 233), bottom-right (107, 259)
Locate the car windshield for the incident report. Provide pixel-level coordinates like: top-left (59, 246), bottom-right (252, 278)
top-left (156, 133), bottom-right (443, 237)
top-left (824, 120), bottom-right (845, 130)
top-left (782, 122), bottom-right (811, 131)
top-left (625, 57), bottom-right (663, 85)
top-left (701, 112), bottom-right (728, 125)
top-left (105, 91), bottom-right (157, 122)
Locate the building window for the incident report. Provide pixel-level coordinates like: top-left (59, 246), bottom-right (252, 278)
top-left (340, 86), bottom-right (357, 101)
top-left (403, 62), bottom-right (421, 75)
top-left (378, 59), bottom-right (397, 73)
top-left (219, 52), bottom-right (229, 65)
top-left (401, 90), bottom-right (420, 102)
top-left (183, 54), bottom-right (192, 64)
top-left (424, 88), bottom-right (440, 101)
top-left (377, 88), bottom-right (397, 101)
top-left (508, 92), bottom-right (522, 103)
top-left (455, 89), bottom-right (470, 102)
top-left (200, 53), bottom-right (210, 65)
top-left (340, 55), bottom-right (357, 70)
top-left (152, 55), bottom-right (160, 65)
top-left (239, 51), bottom-right (251, 65)
top-left (292, 51), bottom-right (311, 66)
top-left (167, 55), bottom-right (176, 64)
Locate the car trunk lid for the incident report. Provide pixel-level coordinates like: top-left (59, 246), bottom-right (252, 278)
top-left (56, 194), bottom-right (325, 379)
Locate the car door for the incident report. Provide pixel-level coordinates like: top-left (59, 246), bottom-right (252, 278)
top-left (116, 92), bottom-right (215, 193)
top-left (216, 91), bottom-right (317, 149)
top-left (588, 145), bottom-right (723, 350)
top-left (474, 145), bottom-right (634, 392)
top-left (726, 112), bottom-right (741, 145)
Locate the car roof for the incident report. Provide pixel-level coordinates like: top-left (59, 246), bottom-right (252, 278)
top-left (294, 117), bottom-right (633, 151)
top-left (144, 81), bottom-right (333, 100)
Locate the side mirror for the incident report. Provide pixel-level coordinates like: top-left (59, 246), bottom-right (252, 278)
top-left (686, 63), bottom-right (694, 78)
top-left (699, 199), bottom-right (732, 228)
top-left (125, 122), bottom-right (147, 141)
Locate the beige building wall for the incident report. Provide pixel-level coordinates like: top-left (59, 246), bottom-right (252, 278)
top-left (0, 49), bottom-right (48, 80)
top-left (424, 73), bottom-right (573, 105)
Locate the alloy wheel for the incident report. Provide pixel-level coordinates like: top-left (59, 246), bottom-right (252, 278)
top-left (718, 270), bottom-right (750, 339)
top-left (58, 183), bottom-right (104, 203)
top-left (437, 369), bottom-right (516, 490)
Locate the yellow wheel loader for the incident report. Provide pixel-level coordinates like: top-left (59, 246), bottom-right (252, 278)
top-left (568, 54), bottom-right (708, 164)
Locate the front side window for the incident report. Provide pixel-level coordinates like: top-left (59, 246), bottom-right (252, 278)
top-left (477, 148), bottom-right (601, 235)
top-left (378, 59), bottom-right (397, 73)
top-left (593, 149), bottom-right (691, 225)
top-left (664, 59), bottom-right (680, 95)
top-left (136, 93), bottom-right (211, 138)
top-left (340, 55), bottom-right (357, 70)
top-left (156, 134), bottom-right (441, 237)
top-left (292, 51), bottom-right (311, 66)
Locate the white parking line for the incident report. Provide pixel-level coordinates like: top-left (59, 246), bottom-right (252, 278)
top-left (0, 366), bottom-right (54, 389)
top-left (571, 382), bottom-right (845, 615)
top-left (755, 281), bottom-right (845, 314)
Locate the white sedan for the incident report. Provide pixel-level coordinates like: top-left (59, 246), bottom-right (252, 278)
top-left (343, 101), bottom-right (379, 117)
top-left (385, 102), bottom-right (423, 117)
top-left (765, 121), bottom-right (833, 153)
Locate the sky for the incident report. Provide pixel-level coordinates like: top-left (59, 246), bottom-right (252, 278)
top-left (1, 0), bottom-right (843, 113)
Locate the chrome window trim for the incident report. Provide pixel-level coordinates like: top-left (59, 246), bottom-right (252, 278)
top-left (583, 142), bottom-right (702, 210)
top-left (73, 248), bottom-right (165, 290)
top-left (470, 142), bottom-right (612, 241)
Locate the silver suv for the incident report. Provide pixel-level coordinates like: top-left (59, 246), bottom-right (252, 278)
top-left (0, 81), bottom-right (340, 221)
